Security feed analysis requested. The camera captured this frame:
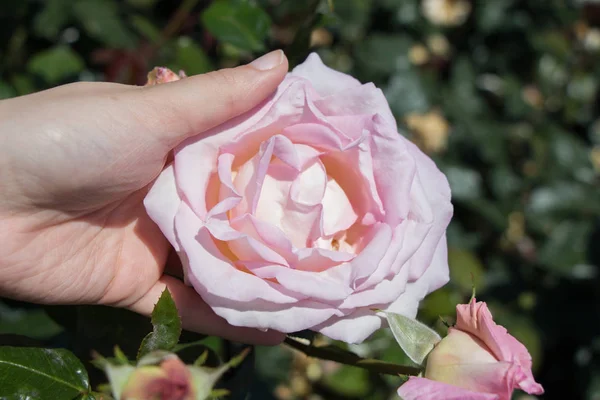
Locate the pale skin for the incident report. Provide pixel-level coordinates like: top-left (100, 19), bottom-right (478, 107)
top-left (0, 50), bottom-right (288, 345)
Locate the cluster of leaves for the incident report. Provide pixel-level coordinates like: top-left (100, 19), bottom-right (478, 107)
top-left (1, 0), bottom-right (600, 399)
top-left (0, 289), bottom-right (255, 399)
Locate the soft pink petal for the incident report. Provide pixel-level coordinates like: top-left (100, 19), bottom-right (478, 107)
top-left (402, 137), bottom-right (453, 280)
top-left (175, 203), bottom-right (301, 304)
top-left (230, 214), bottom-right (295, 260)
top-left (174, 142), bottom-right (218, 219)
top-left (320, 177), bottom-right (358, 237)
top-left (368, 115), bottom-right (418, 226)
top-left (325, 115), bottom-right (371, 141)
top-left (321, 136), bottom-right (385, 221)
top-left (314, 308), bottom-right (384, 343)
top-left (354, 219), bottom-right (426, 290)
top-left (386, 236), bottom-right (450, 312)
top-left (251, 161), bottom-right (324, 248)
top-left (455, 300), bottom-right (544, 395)
top-left (289, 53), bottom-right (361, 96)
top-left (205, 219), bottom-right (289, 266)
top-left (144, 164), bottom-right (181, 250)
top-left (217, 153), bottom-right (239, 197)
top-left (314, 82), bottom-right (397, 132)
top-left (428, 361), bottom-right (519, 400)
top-left (282, 123), bottom-right (346, 151)
top-left (398, 378), bottom-right (500, 400)
top-left (237, 263), bottom-right (353, 302)
top-left (201, 291), bottom-right (343, 333)
top-left (278, 203), bottom-right (323, 248)
top-left (289, 159), bottom-right (327, 207)
top-left (425, 329), bottom-right (514, 398)
top-left (204, 153), bottom-right (241, 219)
top-left (348, 223), bottom-right (392, 283)
top-left (294, 247), bottom-right (355, 272)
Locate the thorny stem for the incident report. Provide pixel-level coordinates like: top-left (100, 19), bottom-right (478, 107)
top-left (284, 336), bottom-right (422, 377)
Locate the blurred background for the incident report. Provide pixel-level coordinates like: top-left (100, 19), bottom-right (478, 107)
top-left (1, 0), bottom-right (600, 399)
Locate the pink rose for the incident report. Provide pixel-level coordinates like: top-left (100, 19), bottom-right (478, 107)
top-left (144, 53), bottom-right (452, 343)
top-left (397, 299), bottom-right (544, 400)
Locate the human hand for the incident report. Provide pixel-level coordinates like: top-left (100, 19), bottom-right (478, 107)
top-left (0, 50), bottom-right (288, 345)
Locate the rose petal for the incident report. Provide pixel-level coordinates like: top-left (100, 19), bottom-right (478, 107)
top-left (174, 142), bottom-right (219, 219)
top-left (369, 115), bottom-right (418, 226)
top-left (289, 159), bottom-right (327, 207)
top-left (402, 138), bottom-right (453, 280)
top-left (294, 247), bottom-right (355, 272)
top-left (321, 176), bottom-right (358, 237)
top-left (144, 164), bottom-right (181, 250)
top-left (314, 82), bottom-right (397, 132)
top-left (202, 292), bottom-right (343, 333)
top-left (238, 263), bottom-right (353, 302)
top-left (397, 378), bottom-right (500, 400)
top-left (314, 308), bottom-right (384, 343)
top-left (175, 203), bottom-right (301, 304)
top-left (455, 301), bottom-right (544, 395)
top-left (205, 219), bottom-right (289, 266)
top-left (230, 214), bottom-right (295, 260)
top-left (282, 123), bottom-right (347, 151)
top-left (290, 53), bottom-right (361, 96)
top-left (321, 135), bottom-right (385, 221)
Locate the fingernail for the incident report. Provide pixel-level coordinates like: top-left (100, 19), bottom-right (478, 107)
top-left (249, 50), bottom-right (284, 71)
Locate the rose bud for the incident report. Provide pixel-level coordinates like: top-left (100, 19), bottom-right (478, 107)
top-left (397, 299), bottom-right (544, 400)
top-left (118, 357), bottom-right (194, 400)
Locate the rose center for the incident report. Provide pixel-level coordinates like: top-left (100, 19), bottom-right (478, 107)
top-left (250, 155), bottom-right (358, 251)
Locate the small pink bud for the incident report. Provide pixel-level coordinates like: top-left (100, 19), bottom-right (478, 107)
top-left (145, 67), bottom-right (185, 86)
top-left (121, 357), bottom-right (195, 400)
top-left (398, 299), bottom-right (544, 400)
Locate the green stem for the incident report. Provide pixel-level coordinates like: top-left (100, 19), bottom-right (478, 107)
top-left (283, 337), bottom-right (422, 377)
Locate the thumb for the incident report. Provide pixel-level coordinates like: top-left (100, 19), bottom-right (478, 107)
top-left (133, 50), bottom-right (288, 149)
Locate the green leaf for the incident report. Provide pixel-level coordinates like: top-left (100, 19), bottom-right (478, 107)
top-left (127, 0), bottom-right (158, 8)
top-left (28, 46), bottom-right (85, 84)
top-left (201, 0), bottom-right (271, 52)
top-left (189, 348), bottom-right (251, 400)
top-left (383, 312), bottom-right (441, 365)
top-left (444, 166), bottom-right (483, 201)
top-left (355, 34), bottom-right (413, 77)
top-left (0, 347), bottom-right (89, 398)
top-left (538, 220), bottom-right (594, 277)
top-left (130, 15), bottom-right (161, 43)
top-left (10, 74), bottom-right (36, 96)
top-left (73, 0), bottom-right (137, 49)
top-left (33, 0), bottom-right (72, 39)
top-left (137, 289), bottom-right (182, 360)
top-left (172, 37), bottom-right (214, 75)
top-left (0, 81), bottom-right (16, 99)
top-left (0, 302), bottom-right (63, 340)
top-left (385, 70), bottom-right (430, 117)
top-left (323, 365), bottom-right (371, 397)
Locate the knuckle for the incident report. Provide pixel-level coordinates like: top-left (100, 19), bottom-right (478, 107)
top-left (207, 69), bottom-right (247, 112)
top-left (208, 68), bottom-right (240, 88)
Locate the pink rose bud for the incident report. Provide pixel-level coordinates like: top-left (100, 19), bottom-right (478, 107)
top-left (397, 299), bottom-right (544, 400)
top-left (121, 357), bottom-right (195, 400)
top-left (145, 67), bottom-right (187, 86)
top-left (144, 53), bottom-right (453, 344)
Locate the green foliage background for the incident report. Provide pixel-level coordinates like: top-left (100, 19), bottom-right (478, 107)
top-left (1, 0), bottom-right (600, 399)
